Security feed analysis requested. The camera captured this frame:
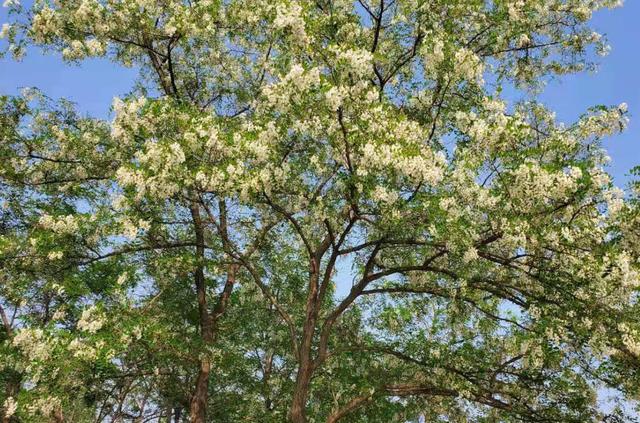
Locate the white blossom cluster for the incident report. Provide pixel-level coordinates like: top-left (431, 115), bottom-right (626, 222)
top-left (273, 2), bottom-right (308, 44)
top-left (38, 214), bottom-right (79, 234)
top-left (77, 306), bottom-right (105, 334)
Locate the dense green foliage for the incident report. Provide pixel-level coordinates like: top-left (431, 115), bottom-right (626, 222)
top-left (1, 0), bottom-right (639, 422)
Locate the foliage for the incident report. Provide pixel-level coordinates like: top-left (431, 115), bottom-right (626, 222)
top-left (1, 0), bottom-right (639, 422)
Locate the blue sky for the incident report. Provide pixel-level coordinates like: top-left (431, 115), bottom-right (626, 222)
top-left (535, 2), bottom-right (640, 185)
top-left (1, 2), bottom-right (638, 185)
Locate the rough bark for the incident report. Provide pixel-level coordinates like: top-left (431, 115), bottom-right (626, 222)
top-left (289, 358), bottom-right (313, 423)
top-left (288, 261), bottom-right (321, 423)
top-left (189, 358), bottom-right (211, 423)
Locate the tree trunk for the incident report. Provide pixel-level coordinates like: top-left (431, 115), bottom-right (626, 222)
top-left (189, 205), bottom-right (213, 423)
top-left (262, 350), bottom-right (274, 412)
top-left (187, 204), bottom-right (237, 423)
top-left (53, 407), bottom-right (65, 423)
top-left (189, 358), bottom-right (211, 423)
top-left (288, 264), bottom-right (321, 423)
top-left (289, 361), bottom-right (313, 423)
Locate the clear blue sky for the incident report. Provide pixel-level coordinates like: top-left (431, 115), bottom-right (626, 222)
top-left (1, 3), bottom-right (638, 185)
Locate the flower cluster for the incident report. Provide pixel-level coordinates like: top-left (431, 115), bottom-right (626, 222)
top-left (77, 306), bottom-right (105, 334)
top-left (274, 2), bottom-right (308, 44)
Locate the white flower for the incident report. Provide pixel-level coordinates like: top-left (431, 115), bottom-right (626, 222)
top-left (168, 142), bottom-right (186, 164)
top-left (463, 247), bottom-right (479, 263)
top-left (2, 0), bottom-right (19, 8)
top-left (122, 219), bottom-right (139, 239)
top-left (325, 86), bottom-right (344, 110)
top-left (3, 397), bottom-right (17, 418)
top-left (423, 36), bottom-right (445, 72)
top-left (0, 23), bottom-right (10, 39)
top-left (12, 328), bottom-right (51, 360)
top-left (85, 38), bottom-right (106, 56)
top-left (274, 2), bottom-right (307, 44)
top-left (454, 48), bottom-right (483, 83)
top-left (68, 339), bottom-right (97, 360)
top-left (39, 214), bottom-right (79, 234)
top-left (52, 309), bottom-right (66, 321)
top-left (47, 251), bottom-right (64, 260)
top-left (132, 325), bottom-right (143, 340)
top-left (335, 47), bottom-right (373, 77)
top-left (517, 33), bottom-right (530, 48)
top-left (77, 306), bottom-right (105, 333)
top-left (116, 272), bottom-right (128, 286)
top-left (618, 323), bottom-right (640, 355)
top-left (371, 185), bottom-right (398, 204)
top-left (568, 166), bottom-right (583, 180)
top-left (137, 219), bottom-right (150, 231)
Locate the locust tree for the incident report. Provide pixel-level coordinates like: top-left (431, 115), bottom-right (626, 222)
top-left (1, 0), bottom-right (640, 422)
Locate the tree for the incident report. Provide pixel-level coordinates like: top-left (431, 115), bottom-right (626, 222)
top-left (1, 0), bottom-right (639, 422)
